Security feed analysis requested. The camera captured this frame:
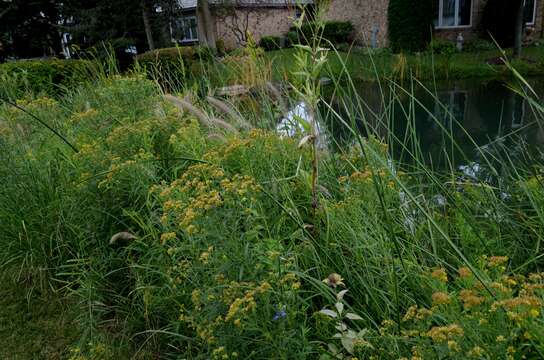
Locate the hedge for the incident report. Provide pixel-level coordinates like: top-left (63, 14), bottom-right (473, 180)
top-left (290, 21), bottom-right (354, 46)
top-left (388, 0), bottom-right (434, 52)
top-left (0, 59), bottom-right (91, 98)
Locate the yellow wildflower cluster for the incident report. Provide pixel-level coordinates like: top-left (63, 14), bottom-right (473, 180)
top-left (491, 295), bottom-right (542, 319)
top-left (489, 281), bottom-right (511, 295)
top-left (160, 232), bottom-right (177, 244)
top-left (402, 305), bottom-right (433, 322)
top-left (427, 324), bottom-right (464, 343)
top-left (211, 346), bottom-right (238, 360)
top-left (467, 346), bottom-right (485, 358)
top-left (459, 289), bottom-right (485, 309)
top-left (432, 291), bottom-right (451, 306)
top-left (157, 163), bottom-right (261, 235)
top-left (458, 266), bottom-right (472, 278)
top-left (199, 246), bottom-right (214, 264)
top-left (431, 268), bottom-right (448, 283)
top-left (97, 149), bottom-right (155, 189)
top-left (76, 142), bottom-right (100, 157)
top-left (225, 281), bottom-right (271, 324)
top-left (280, 273), bottom-right (301, 290)
top-left (487, 256), bottom-right (509, 268)
top-left (69, 108), bottom-right (99, 125)
top-left (379, 319), bottom-right (397, 335)
top-left (16, 97), bottom-right (58, 109)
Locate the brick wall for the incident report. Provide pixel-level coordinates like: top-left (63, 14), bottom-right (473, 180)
top-left (324, 0), bottom-right (389, 47)
top-left (529, 0), bottom-right (544, 42)
top-left (210, 0), bottom-right (543, 50)
top-left (213, 7), bottom-right (297, 49)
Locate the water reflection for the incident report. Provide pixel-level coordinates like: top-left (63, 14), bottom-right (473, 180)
top-left (323, 78), bottom-right (544, 168)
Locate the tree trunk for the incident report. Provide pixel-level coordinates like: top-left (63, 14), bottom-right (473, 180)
top-left (513, 0), bottom-right (525, 58)
top-left (197, 0), bottom-right (216, 49)
top-left (142, 0), bottom-right (155, 51)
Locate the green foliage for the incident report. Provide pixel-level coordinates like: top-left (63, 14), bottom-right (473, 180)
top-left (286, 31), bottom-right (299, 47)
top-left (428, 39), bottom-right (457, 56)
top-left (465, 39), bottom-right (497, 52)
top-left (135, 46), bottom-right (214, 91)
top-left (388, 0), bottom-right (434, 52)
top-left (0, 270), bottom-right (80, 359)
top-left (265, 46), bottom-right (544, 82)
top-left (0, 59), bottom-right (91, 99)
top-left (0, 0), bottom-right (62, 58)
top-left (216, 38), bottom-right (227, 56)
top-left (2, 39), bottom-right (544, 359)
top-left (291, 21), bottom-right (354, 46)
top-left (135, 46), bottom-right (196, 64)
top-left (259, 36), bottom-right (282, 51)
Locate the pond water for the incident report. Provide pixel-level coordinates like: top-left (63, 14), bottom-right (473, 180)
top-left (323, 78), bottom-right (544, 169)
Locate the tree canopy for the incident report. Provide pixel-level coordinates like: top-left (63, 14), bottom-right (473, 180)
top-left (0, 0), bottom-right (62, 58)
top-left (0, 0), bottom-right (179, 60)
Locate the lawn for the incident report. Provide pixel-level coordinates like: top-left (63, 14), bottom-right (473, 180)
top-left (266, 45), bottom-right (544, 81)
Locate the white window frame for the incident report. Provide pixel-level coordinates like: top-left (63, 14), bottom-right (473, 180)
top-left (525, 0), bottom-right (538, 26)
top-left (435, 0), bottom-right (473, 29)
top-left (182, 15), bottom-right (198, 42)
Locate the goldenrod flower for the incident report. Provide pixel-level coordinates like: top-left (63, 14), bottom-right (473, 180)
top-left (459, 289), bottom-right (485, 309)
top-left (488, 256), bottom-right (509, 267)
top-left (432, 291), bottom-right (451, 305)
top-left (427, 324), bottom-right (464, 342)
top-left (458, 267), bottom-right (472, 278)
top-left (431, 268), bottom-right (448, 283)
top-left (468, 346), bottom-right (485, 357)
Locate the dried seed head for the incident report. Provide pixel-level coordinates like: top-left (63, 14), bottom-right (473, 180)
top-left (323, 273), bottom-right (345, 288)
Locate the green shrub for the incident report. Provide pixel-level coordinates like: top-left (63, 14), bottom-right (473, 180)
top-left (428, 39), bottom-right (457, 56)
top-left (135, 46), bottom-right (196, 66)
top-left (322, 21), bottom-right (354, 44)
top-left (291, 21), bottom-right (354, 46)
top-left (286, 31), bottom-right (299, 47)
top-left (135, 46), bottom-right (214, 91)
top-left (216, 38), bottom-right (227, 56)
top-left (259, 36), bottom-right (282, 51)
top-left (0, 59), bottom-right (90, 98)
top-left (388, 0), bottom-right (434, 52)
top-left (194, 46), bottom-right (217, 62)
top-left (464, 39), bottom-right (496, 52)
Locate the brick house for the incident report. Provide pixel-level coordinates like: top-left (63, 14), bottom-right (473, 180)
top-left (172, 0), bottom-right (543, 49)
top-left (173, 0), bottom-right (312, 48)
top-left (432, 0), bottom-right (543, 43)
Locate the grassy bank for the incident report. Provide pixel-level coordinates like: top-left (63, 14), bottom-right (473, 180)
top-left (267, 45), bottom-right (544, 82)
top-left (0, 270), bottom-right (80, 359)
top-left (1, 37), bottom-right (544, 359)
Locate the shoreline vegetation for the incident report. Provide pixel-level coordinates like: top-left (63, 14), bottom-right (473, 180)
top-left (1, 20), bottom-right (544, 359)
top-left (2, 43), bottom-right (544, 101)
top-left (266, 45), bottom-right (544, 82)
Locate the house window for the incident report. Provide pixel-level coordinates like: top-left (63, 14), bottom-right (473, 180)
top-left (435, 0), bottom-right (472, 28)
top-left (172, 15), bottom-right (198, 42)
top-left (524, 0), bottom-right (537, 25)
